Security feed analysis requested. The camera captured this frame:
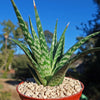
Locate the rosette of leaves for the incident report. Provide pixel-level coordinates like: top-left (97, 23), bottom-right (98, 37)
top-left (10, 0), bottom-right (100, 86)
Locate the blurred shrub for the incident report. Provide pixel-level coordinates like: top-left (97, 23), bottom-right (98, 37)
top-left (12, 55), bottom-right (32, 80)
top-left (0, 84), bottom-right (3, 89)
top-left (0, 91), bottom-right (11, 100)
top-left (0, 49), bottom-right (14, 71)
top-left (1, 72), bottom-right (7, 78)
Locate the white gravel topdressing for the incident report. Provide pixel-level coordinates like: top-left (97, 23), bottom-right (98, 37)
top-left (18, 77), bottom-right (82, 99)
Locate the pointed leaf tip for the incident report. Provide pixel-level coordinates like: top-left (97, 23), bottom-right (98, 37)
top-left (66, 22), bottom-right (70, 28)
top-left (33, 0), bottom-right (36, 7)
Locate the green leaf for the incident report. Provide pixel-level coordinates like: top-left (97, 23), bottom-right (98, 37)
top-left (62, 23), bottom-right (70, 54)
top-left (67, 47), bottom-right (100, 69)
top-left (34, 2), bottom-right (52, 76)
top-left (29, 16), bottom-right (42, 64)
top-left (27, 64), bottom-right (41, 85)
top-left (10, 38), bottom-right (47, 85)
top-left (55, 31), bottom-right (100, 71)
top-left (34, 3), bottom-right (48, 54)
top-left (29, 16), bottom-right (52, 78)
top-left (11, 0), bottom-right (31, 42)
top-left (9, 39), bottom-right (37, 67)
top-left (11, 0), bottom-right (35, 57)
top-left (48, 47), bottom-right (100, 86)
top-left (50, 20), bottom-right (58, 68)
top-left (52, 23), bottom-right (69, 71)
top-left (48, 66), bottom-right (66, 86)
top-left (29, 16), bottom-right (38, 40)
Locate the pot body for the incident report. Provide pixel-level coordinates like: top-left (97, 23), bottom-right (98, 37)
top-left (16, 78), bottom-right (84, 100)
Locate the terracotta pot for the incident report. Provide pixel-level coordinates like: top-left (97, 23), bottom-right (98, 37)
top-left (16, 79), bottom-right (84, 100)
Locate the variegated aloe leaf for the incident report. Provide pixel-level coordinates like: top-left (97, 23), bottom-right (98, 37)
top-left (50, 20), bottom-right (58, 68)
top-left (27, 64), bottom-right (41, 85)
top-left (29, 16), bottom-right (38, 40)
top-left (52, 23), bottom-right (69, 71)
top-left (10, 38), bottom-right (47, 86)
top-left (29, 16), bottom-right (42, 65)
top-left (11, 0), bottom-right (32, 43)
top-left (11, 0), bottom-right (36, 58)
top-left (29, 15), bottom-right (52, 79)
top-left (34, 2), bottom-right (48, 53)
top-left (48, 47), bottom-right (100, 86)
top-left (33, 1), bottom-right (52, 77)
top-left (55, 31), bottom-right (100, 72)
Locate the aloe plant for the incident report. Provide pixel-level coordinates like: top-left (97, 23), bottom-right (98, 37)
top-left (10, 0), bottom-right (100, 86)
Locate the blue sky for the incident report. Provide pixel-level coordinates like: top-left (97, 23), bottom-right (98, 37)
top-left (0, 0), bottom-right (97, 54)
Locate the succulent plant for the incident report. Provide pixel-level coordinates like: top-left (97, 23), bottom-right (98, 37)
top-left (10, 0), bottom-right (100, 86)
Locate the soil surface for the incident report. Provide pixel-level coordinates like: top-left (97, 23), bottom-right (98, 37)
top-left (0, 78), bottom-right (21, 100)
top-left (18, 77), bottom-right (82, 99)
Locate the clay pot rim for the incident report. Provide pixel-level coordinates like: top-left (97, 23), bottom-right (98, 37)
top-left (16, 77), bottom-right (84, 100)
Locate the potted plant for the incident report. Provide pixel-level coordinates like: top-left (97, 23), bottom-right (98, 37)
top-left (10, 0), bottom-right (100, 100)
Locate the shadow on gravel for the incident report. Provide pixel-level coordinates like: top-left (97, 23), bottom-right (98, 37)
top-left (5, 80), bottom-right (21, 86)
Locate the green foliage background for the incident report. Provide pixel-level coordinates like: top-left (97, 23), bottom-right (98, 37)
top-left (12, 55), bottom-right (32, 80)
